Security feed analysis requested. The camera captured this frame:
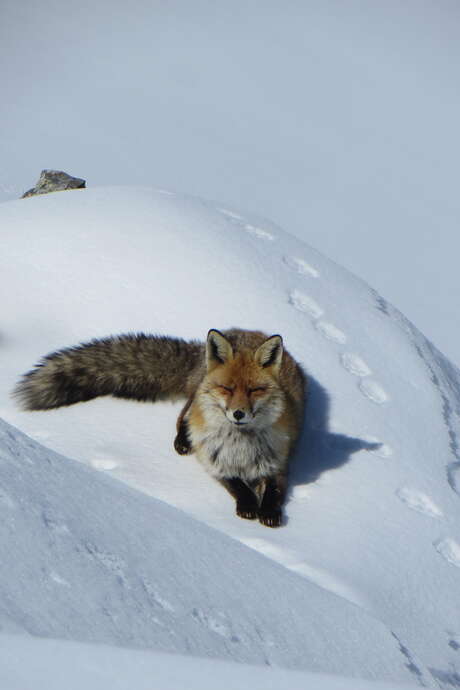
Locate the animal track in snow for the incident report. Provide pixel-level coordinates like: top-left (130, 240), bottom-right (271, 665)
top-left (217, 208), bottom-right (244, 221)
top-left (141, 578), bottom-right (175, 612)
top-left (396, 488), bottom-right (443, 519)
top-left (358, 379), bottom-right (389, 405)
top-left (42, 510), bottom-right (70, 536)
top-left (289, 289), bottom-right (323, 319)
top-left (341, 353), bottom-right (372, 377)
top-left (391, 632), bottom-right (428, 687)
top-left (219, 208), bottom-right (276, 239)
top-left (283, 255), bottom-right (319, 278)
top-left (155, 189), bottom-right (176, 196)
top-left (434, 538), bottom-right (460, 568)
top-left (84, 542), bottom-right (130, 587)
top-left (244, 224), bottom-right (275, 241)
top-left (192, 608), bottom-right (239, 642)
top-left (447, 463), bottom-right (460, 496)
top-left (315, 320), bottom-right (347, 344)
top-left (448, 632), bottom-right (460, 651)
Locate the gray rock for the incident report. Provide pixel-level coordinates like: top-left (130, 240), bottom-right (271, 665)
top-left (22, 170), bottom-right (86, 198)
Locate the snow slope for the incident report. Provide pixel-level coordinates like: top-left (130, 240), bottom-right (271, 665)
top-left (0, 417), bottom-right (416, 684)
top-left (2, 1), bottom-right (460, 365)
top-left (1, 187), bottom-right (460, 686)
top-left (0, 634), bottom-right (417, 690)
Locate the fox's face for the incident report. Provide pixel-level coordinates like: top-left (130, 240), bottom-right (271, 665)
top-left (203, 330), bottom-right (285, 430)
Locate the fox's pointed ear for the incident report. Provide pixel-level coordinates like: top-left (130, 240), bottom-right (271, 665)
top-left (206, 330), bottom-right (234, 371)
top-left (254, 335), bottom-right (283, 373)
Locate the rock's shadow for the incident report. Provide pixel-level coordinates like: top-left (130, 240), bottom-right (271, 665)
top-left (289, 373), bottom-right (380, 489)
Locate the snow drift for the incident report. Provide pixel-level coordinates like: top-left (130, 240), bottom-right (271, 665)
top-left (1, 187), bottom-right (460, 687)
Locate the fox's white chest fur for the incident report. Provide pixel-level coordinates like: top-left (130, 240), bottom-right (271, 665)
top-left (190, 421), bottom-right (288, 482)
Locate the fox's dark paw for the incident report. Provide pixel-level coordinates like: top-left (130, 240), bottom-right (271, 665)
top-left (258, 508), bottom-right (283, 528)
top-left (236, 501), bottom-right (258, 520)
top-left (173, 434), bottom-right (192, 456)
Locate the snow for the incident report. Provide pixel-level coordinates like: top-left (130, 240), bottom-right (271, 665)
top-left (1, 2), bottom-right (460, 365)
top-left (395, 488), bottom-right (443, 519)
top-left (0, 635), bottom-right (416, 690)
top-left (0, 417), bottom-right (417, 684)
top-left (1, 186), bottom-right (460, 687)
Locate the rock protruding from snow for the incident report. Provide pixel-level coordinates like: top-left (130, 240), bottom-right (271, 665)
top-left (21, 170), bottom-right (86, 198)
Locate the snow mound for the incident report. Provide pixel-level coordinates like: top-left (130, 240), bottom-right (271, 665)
top-left (0, 418), bottom-right (414, 683)
top-left (1, 186), bottom-right (460, 687)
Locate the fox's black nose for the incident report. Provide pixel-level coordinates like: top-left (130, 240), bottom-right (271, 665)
top-left (233, 409), bottom-right (245, 421)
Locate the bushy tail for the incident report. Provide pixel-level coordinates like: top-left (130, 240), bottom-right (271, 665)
top-left (14, 333), bottom-right (204, 411)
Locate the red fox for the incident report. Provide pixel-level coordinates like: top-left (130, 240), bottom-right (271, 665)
top-left (14, 329), bottom-right (306, 527)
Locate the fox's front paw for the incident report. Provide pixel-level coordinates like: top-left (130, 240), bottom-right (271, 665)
top-left (236, 501), bottom-right (258, 521)
top-left (258, 508), bottom-right (283, 528)
top-left (173, 433), bottom-right (192, 456)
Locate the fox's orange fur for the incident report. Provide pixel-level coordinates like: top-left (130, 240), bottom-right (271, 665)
top-left (14, 328), bottom-right (307, 526)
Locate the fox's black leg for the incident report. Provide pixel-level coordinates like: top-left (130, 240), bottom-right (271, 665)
top-left (257, 474), bottom-right (287, 527)
top-left (174, 417), bottom-right (192, 455)
top-left (220, 477), bottom-right (258, 520)
top-left (174, 395), bottom-right (195, 455)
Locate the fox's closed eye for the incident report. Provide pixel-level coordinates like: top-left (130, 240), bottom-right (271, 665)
top-left (249, 387), bottom-right (267, 394)
top-left (217, 384), bottom-right (234, 393)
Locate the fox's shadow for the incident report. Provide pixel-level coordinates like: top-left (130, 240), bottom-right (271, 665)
top-left (288, 373), bottom-right (379, 491)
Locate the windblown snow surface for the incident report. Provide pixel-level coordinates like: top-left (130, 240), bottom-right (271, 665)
top-left (1, 187), bottom-right (460, 688)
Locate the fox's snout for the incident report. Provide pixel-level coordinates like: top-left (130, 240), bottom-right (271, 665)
top-left (219, 394), bottom-right (254, 426)
top-left (224, 402), bottom-right (252, 426)
top-left (230, 407), bottom-right (250, 425)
